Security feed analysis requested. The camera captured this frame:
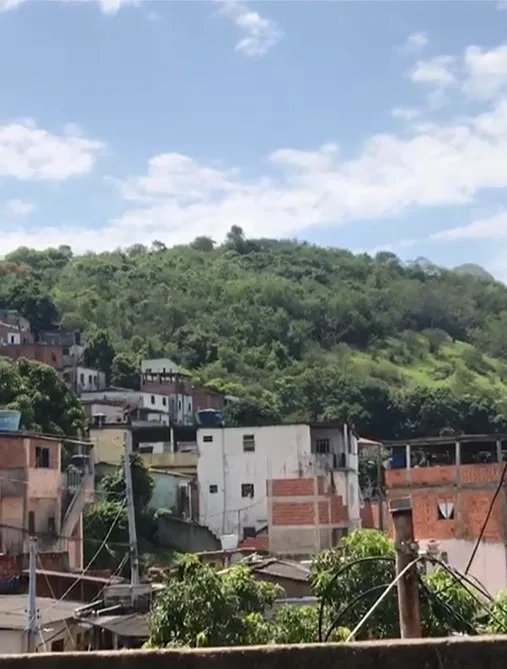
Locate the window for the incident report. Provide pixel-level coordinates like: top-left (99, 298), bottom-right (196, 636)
top-left (162, 397), bottom-right (167, 406)
top-left (63, 347), bottom-right (69, 355)
top-left (28, 511), bottom-right (35, 535)
top-left (88, 374), bottom-right (93, 385)
top-left (437, 502), bottom-right (454, 521)
top-left (35, 446), bottom-right (50, 468)
top-left (80, 373), bottom-right (85, 385)
top-left (48, 517), bottom-right (56, 535)
top-left (209, 484), bottom-right (218, 494)
top-left (241, 483), bottom-right (254, 498)
top-left (151, 395), bottom-right (155, 405)
top-left (243, 526), bottom-right (256, 539)
top-left (51, 640), bottom-right (65, 653)
top-left (203, 435), bottom-right (213, 443)
top-left (315, 438), bottom-right (330, 454)
top-left (243, 434), bottom-right (255, 452)
top-left (178, 400), bottom-right (182, 410)
top-left (188, 402), bottom-right (192, 412)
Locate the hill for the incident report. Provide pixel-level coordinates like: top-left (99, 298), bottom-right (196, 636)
top-left (2, 228), bottom-right (507, 440)
top-left (453, 263), bottom-right (495, 281)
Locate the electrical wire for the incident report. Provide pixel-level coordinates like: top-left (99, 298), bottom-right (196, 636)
top-left (323, 583), bottom-right (390, 642)
top-left (345, 556), bottom-right (422, 642)
top-left (417, 575), bottom-right (477, 636)
top-left (431, 557), bottom-right (507, 634)
top-left (465, 458), bottom-right (507, 575)
top-left (36, 553), bottom-right (75, 650)
top-left (37, 500), bottom-right (127, 618)
top-left (317, 555), bottom-right (396, 642)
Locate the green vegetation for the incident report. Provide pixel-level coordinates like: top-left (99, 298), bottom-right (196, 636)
top-left (4, 230), bottom-right (507, 437)
top-left (147, 530), bottom-right (494, 647)
top-left (0, 356), bottom-right (85, 436)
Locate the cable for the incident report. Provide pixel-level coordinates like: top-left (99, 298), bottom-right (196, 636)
top-left (465, 459), bottom-right (507, 575)
top-left (431, 557), bottom-right (507, 634)
top-left (36, 553), bottom-right (75, 650)
top-left (418, 575), bottom-right (477, 636)
top-left (37, 500), bottom-right (127, 618)
top-left (324, 583), bottom-right (390, 642)
top-left (317, 555), bottom-right (395, 642)
top-left (345, 556), bottom-right (421, 642)
top-left (0, 522), bottom-right (129, 548)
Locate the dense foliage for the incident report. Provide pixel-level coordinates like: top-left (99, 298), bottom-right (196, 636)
top-left (148, 531), bottom-right (490, 648)
top-left (4, 231), bottom-right (507, 436)
top-left (0, 356), bottom-right (85, 436)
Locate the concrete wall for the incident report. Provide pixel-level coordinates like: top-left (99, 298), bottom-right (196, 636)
top-left (157, 515), bottom-right (221, 553)
top-left (3, 636), bottom-right (507, 668)
top-left (197, 425), bottom-right (359, 542)
top-left (89, 427), bottom-right (125, 465)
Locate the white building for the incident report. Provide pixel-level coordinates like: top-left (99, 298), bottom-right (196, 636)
top-left (141, 358), bottom-right (180, 374)
top-left (63, 366), bottom-right (107, 394)
top-left (197, 422), bottom-right (361, 555)
top-left (81, 388), bottom-right (192, 425)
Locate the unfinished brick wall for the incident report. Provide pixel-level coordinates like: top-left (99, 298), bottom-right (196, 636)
top-left (1, 344), bottom-right (63, 369)
top-left (0, 436), bottom-right (27, 469)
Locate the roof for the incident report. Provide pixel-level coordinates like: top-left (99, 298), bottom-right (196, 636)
top-left (250, 559), bottom-right (310, 583)
top-left (86, 613), bottom-right (149, 638)
top-left (383, 433), bottom-right (507, 447)
top-left (358, 438), bottom-right (382, 447)
top-left (0, 595), bottom-right (83, 630)
top-left (22, 569), bottom-right (125, 586)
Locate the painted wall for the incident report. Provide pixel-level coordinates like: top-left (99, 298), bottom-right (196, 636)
top-left (89, 427), bottom-right (125, 465)
top-left (197, 424), bottom-right (359, 540)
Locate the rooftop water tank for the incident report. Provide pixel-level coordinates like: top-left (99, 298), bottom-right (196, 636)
top-left (0, 410), bottom-right (21, 432)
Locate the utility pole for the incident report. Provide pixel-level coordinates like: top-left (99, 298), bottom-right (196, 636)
top-left (123, 428), bottom-right (140, 588)
top-left (390, 497), bottom-right (421, 639)
top-left (26, 536), bottom-right (37, 653)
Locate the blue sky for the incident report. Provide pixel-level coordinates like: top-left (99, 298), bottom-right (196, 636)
top-left (1, 0), bottom-right (507, 279)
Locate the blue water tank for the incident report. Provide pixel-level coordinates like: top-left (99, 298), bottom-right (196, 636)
top-left (0, 410), bottom-right (21, 432)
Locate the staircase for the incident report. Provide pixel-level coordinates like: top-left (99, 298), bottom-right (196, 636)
top-left (54, 468), bottom-right (94, 562)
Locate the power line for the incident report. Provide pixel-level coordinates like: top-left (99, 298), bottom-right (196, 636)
top-left (37, 500), bottom-right (127, 619)
top-left (465, 458), bottom-right (507, 575)
top-left (345, 556), bottom-right (422, 642)
top-left (36, 552), bottom-right (76, 651)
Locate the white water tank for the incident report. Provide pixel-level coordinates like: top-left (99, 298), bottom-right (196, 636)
top-left (220, 534), bottom-right (239, 550)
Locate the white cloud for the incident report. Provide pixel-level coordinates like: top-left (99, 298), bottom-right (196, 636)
top-left (391, 107), bottom-right (420, 121)
top-left (5, 90), bottom-right (507, 255)
top-left (218, 0), bottom-right (282, 57)
top-left (405, 32), bottom-right (428, 51)
top-left (431, 211), bottom-right (507, 242)
top-left (411, 55), bottom-right (456, 86)
top-left (5, 199), bottom-right (34, 216)
top-left (0, 120), bottom-right (104, 180)
top-left (463, 44), bottom-right (507, 100)
top-left (0, 0), bottom-right (21, 11)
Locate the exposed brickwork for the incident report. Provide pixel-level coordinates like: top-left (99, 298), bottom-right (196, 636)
top-left (318, 501), bottom-right (329, 524)
top-left (0, 551), bottom-right (67, 579)
top-left (0, 435), bottom-right (27, 469)
top-left (272, 502), bottom-right (314, 526)
top-left (410, 465), bottom-right (456, 486)
top-left (460, 489), bottom-right (504, 542)
top-left (330, 496), bottom-right (347, 523)
top-left (1, 344), bottom-right (63, 369)
top-left (193, 386), bottom-right (225, 411)
top-left (460, 464), bottom-right (500, 485)
top-left (360, 500), bottom-right (383, 529)
top-left (271, 478), bottom-right (315, 497)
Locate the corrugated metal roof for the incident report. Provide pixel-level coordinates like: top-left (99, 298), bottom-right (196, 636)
top-left (87, 613), bottom-right (149, 638)
top-left (0, 595), bottom-right (83, 630)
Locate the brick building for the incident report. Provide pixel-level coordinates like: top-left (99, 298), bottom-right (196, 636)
top-left (0, 431), bottom-right (94, 570)
top-left (267, 475), bottom-right (352, 555)
top-left (198, 422), bottom-right (361, 555)
top-left (384, 434), bottom-right (507, 595)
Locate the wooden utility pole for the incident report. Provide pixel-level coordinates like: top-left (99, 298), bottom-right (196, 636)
top-left (390, 497), bottom-right (421, 639)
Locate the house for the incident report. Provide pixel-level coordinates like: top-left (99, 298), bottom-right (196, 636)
top-left (88, 424), bottom-right (197, 475)
top-left (384, 433), bottom-right (507, 595)
top-left (0, 594), bottom-right (88, 653)
top-left (0, 429), bottom-right (94, 571)
top-left (140, 368), bottom-right (194, 425)
top-left (0, 309), bottom-right (30, 333)
top-left (0, 320), bottom-right (33, 346)
top-left (197, 422), bottom-right (361, 555)
top-left (63, 367), bottom-right (107, 395)
top-left (95, 462), bottom-right (193, 516)
top-left (82, 388), bottom-right (172, 424)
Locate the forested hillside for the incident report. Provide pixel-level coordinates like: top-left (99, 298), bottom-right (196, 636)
top-left (2, 226), bottom-right (507, 440)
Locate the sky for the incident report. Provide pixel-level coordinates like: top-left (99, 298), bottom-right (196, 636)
top-left (2, 1), bottom-right (507, 279)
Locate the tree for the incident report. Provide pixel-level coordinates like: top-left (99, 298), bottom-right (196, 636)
top-left (83, 328), bottom-right (116, 380)
top-left (83, 500), bottom-right (128, 569)
top-left (190, 236), bottom-right (215, 252)
top-left (101, 453), bottom-right (155, 511)
top-left (111, 353), bottom-right (140, 390)
top-left (0, 357), bottom-right (85, 436)
top-left (148, 555), bottom-right (281, 648)
top-left (223, 395), bottom-right (282, 427)
top-left (311, 530), bottom-right (480, 640)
